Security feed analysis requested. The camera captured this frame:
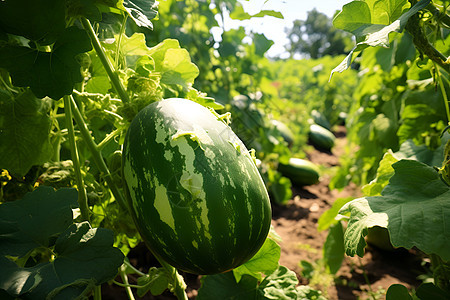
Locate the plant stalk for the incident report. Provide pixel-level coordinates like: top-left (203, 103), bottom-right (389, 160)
top-left (80, 17), bottom-right (130, 103)
top-left (63, 95), bottom-right (90, 222)
top-left (435, 66), bottom-right (450, 123)
top-left (69, 95), bottom-right (128, 210)
top-left (97, 128), bottom-right (122, 151)
top-left (93, 285), bottom-right (102, 300)
top-left (153, 253), bottom-right (188, 300)
top-left (119, 264), bottom-right (136, 300)
top-left (405, 8), bottom-right (450, 73)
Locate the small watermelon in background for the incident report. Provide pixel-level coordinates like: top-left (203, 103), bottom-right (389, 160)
top-left (271, 119), bottom-right (295, 146)
top-left (310, 109), bottom-right (331, 130)
top-left (277, 158), bottom-right (320, 186)
top-left (309, 124), bottom-right (336, 151)
top-left (122, 98), bottom-right (272, 275)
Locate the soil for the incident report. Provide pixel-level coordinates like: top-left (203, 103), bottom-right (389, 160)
top-left (102, 126), bottom-right (425, 300)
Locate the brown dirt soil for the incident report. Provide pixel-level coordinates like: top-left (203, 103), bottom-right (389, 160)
top-left (102, 126), bottom-right (425, 300)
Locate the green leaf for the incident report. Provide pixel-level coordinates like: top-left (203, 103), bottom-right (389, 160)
top-left (340, 160), bottom-right (450, 260)
top-left (394, 135), bottom-right (448, 167)
top-left (233, 238), bottom-right (280, 282)
top-left (416, 282), bottom-right (450, 300)
top-left (0, 0), bottom-right (66, 45)
top-left (85, 49), bottom-right (111, 94)
top-left (318, 197), bottom-right (354, 231)
top-left (230, 3), bottom-right (283, 21)
top-left (197, 273), bottom-right (258, 300)
top-left (386, 284), bottom-right (413, 300)
top-left (0, 89), bottom-right (53, 177)
top-left (106, 33), bottom-right (152, 58)
top-left (198, 265), bottom-right (301, 300)
top-left (361, 150), bottom-right (399, 196)
top-left (147, 39), bottom-right (199, 88)
top-left (334, 0), bottom-right (411, 32)
top-left (397, 87), bottom-right (448, 146)
top-left (122, 0), bottom-right (157, 29)
top-left (0, 186), bottom-right (78, 258)
top-left (253, 33), bottom-right (274, 57)
top-left (323, 222), bottom-right (345, 274)
top-left (258, 265), bottom-right (300, 299)
top-left (330, 0), bottom-right (430, 78)
top-left (136, 268), bottom-right (170, 297)
top-left (0, 26), bottom-right (93, 99)
top-left (0, 222), bottom-right (124, 299)
top-left (296, 285), bottom-right (327, 300)
top-left (218, 27), bottom-right (247, 57)
top-left (0, 255), bottom-right (42, 296)
top-left (160, 48), bottom-right (200, 88)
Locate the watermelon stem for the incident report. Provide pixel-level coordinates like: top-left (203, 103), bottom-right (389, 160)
top-left (160, 259), bottom-right (188, 300)
top-left (119, 264), bottom-right (136, 300)
top-left (80, 17), bottom-right (131, 104)
top-left (70, 95), bottom-right (128, 211)
top-left (157, 257), bottom-right (188, 300)
top-left (63, 95), bottom-right (90, 222)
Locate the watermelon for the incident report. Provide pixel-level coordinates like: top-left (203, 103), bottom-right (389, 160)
top-left (271, 120), bottom-right (294, 146)
top-left (278, 158), bottom-right (320, 186)
top-left (309, 124), bottom-right (335, 151)
top-left (122, 98), bottom-right (272, 275)
top-left (311, 110), bottom-right (331, 130)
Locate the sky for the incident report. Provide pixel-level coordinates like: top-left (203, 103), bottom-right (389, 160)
top-left (221, 0), bottom-right (351, 58)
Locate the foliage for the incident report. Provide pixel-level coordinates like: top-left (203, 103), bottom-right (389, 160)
top-left (1, 0), bottom-right (449, 298)
top-left (325, 0), bottom-right (450, 297)
top-left (0, 0), bottom-right (328, 299)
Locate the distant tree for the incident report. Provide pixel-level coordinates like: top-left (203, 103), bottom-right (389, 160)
top-left (285, 9), bottom-right (353, 59)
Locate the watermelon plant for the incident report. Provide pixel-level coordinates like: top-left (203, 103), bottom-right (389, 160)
top-left (321, 0), bottom-right (450, 298)
top-left (0, 0), bottom-right (328, 299)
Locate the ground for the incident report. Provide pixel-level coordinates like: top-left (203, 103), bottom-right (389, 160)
top-left (103, 126), bottom-right (425, 299)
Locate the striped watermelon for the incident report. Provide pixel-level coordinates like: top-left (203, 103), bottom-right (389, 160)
top-left (122, 98), bottom-right (272, 275)
top-left (278, 158), bottom-right (320, 186)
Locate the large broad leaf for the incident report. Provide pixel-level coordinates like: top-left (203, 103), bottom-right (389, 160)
top-left (386, 284), bottom-right (413, 300)
top-left (0, 26), bottom-right (93, 99)
top-left (0, 222), bottom-right (124, 299)
top-left (362, 134), bottom-right (449, 197)
top-left (340, 159), bottom-right (450, 260)
top-left (416, 282), bottom-right (450, 300)
top-left (330, 0), bottom-right (430, 78)
top-left (0, 186), bottom-right (78, 258)
top-left (232, 238), bottom-right (280, 282)
top-left (258, 266), bottom-right (300, 299)
top-left (0, 0), bottom-right (65, 45)
top-left (394, 134), bottom-right (449, 168)
top-left (0, 89), bottom-right (53, 177)
top-left (147, 39), bottom-right (199, 88)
